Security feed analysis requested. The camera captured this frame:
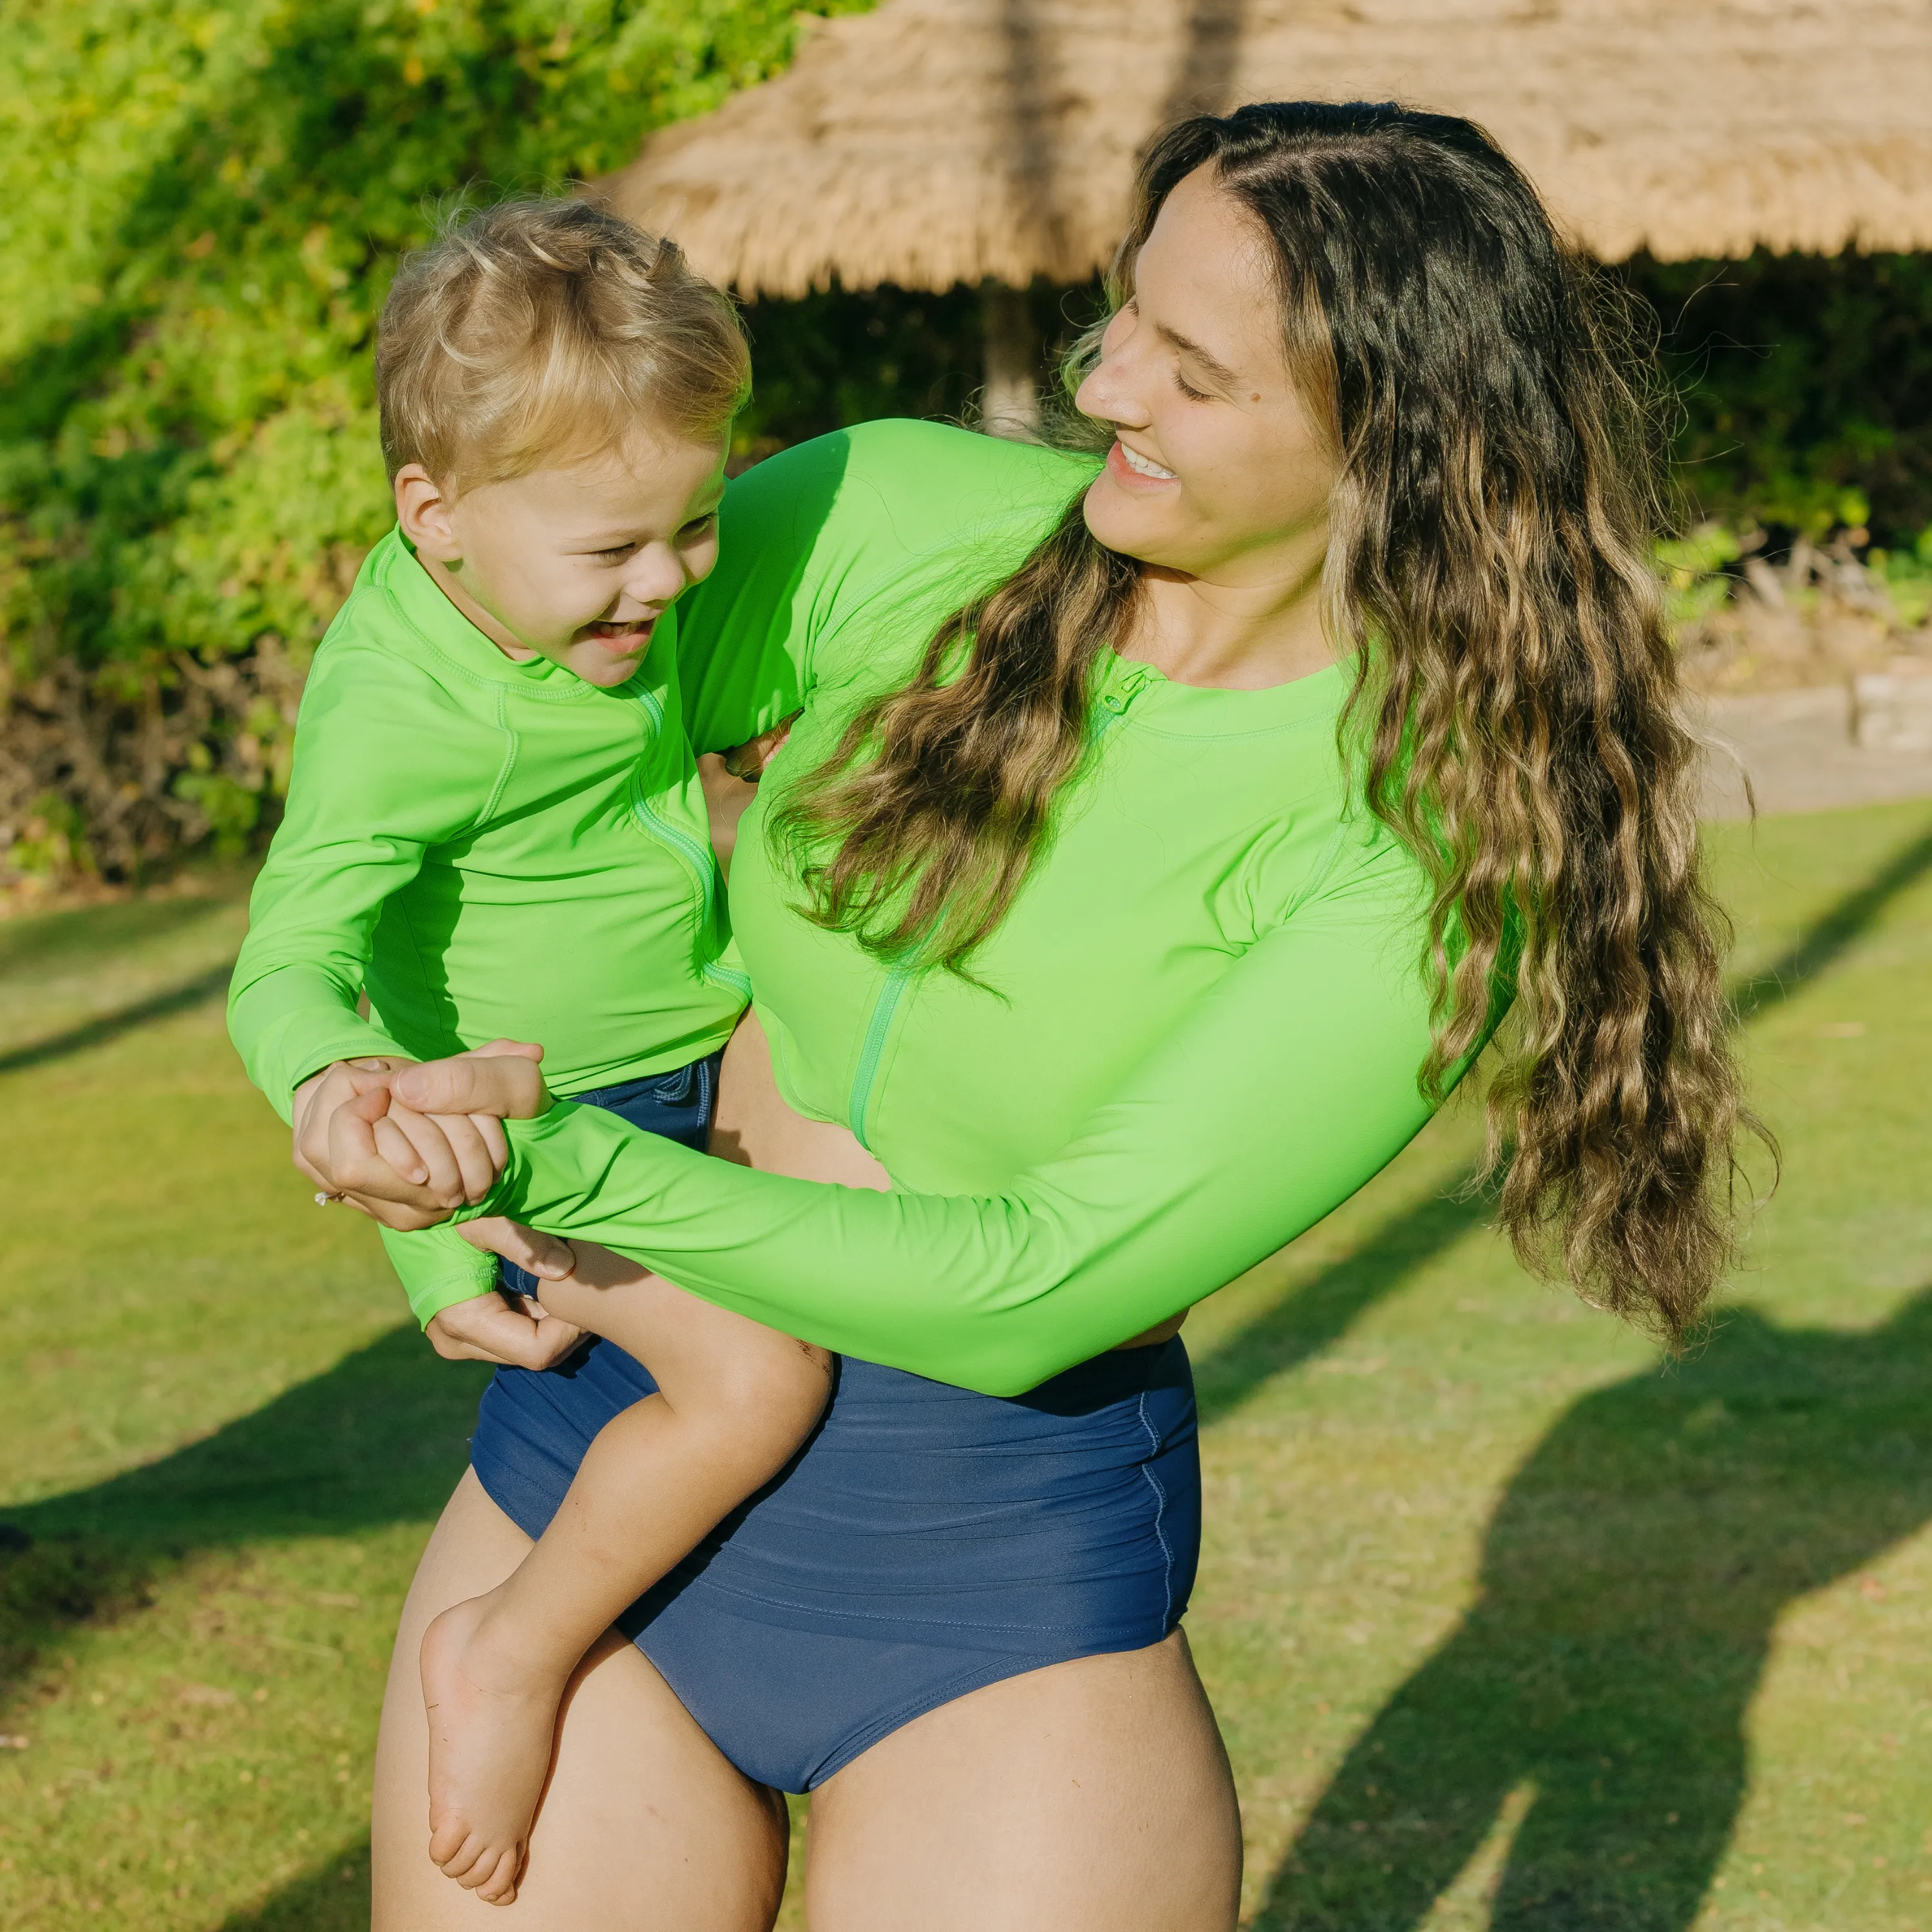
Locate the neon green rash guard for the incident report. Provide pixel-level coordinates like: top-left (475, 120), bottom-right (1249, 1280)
top-left (402, 421), bottom-right (1497, 1394)
top-left (226, 526), bottom-right (749, 1316)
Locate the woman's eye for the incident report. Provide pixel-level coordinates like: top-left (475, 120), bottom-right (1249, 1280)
top-left (1175, 370), bottom-right (1212, 402)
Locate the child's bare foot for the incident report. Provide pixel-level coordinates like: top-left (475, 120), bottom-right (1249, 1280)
top-left (421, 1590), bottom-right (571, 1907)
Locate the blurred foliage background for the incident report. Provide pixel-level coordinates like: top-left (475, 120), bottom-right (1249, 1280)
top-left (3, 0), bottom-right (1930, 887)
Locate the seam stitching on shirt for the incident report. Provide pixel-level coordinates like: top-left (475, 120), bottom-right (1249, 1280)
top-left (1282, 819), bottom-right (1357, 923)
top-left (474, 685), bottom-right (518, 828)
top-left (814, 482), bottom-right (1095, 659)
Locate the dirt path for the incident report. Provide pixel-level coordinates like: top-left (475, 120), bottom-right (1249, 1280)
top-left (1696, 688), bottom-right (1932, 820)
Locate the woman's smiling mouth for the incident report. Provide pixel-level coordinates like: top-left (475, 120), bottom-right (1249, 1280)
top-left (1109, 440), bottom-right (1179, 485)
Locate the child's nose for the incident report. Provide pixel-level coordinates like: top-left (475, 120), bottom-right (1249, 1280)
top-left (621, 544), bottom-right (687, 607)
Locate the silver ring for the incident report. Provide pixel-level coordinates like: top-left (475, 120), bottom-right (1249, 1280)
top-left (314, 1191), bottom-right (344, 1207)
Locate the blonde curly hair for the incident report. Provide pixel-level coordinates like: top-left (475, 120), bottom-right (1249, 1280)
top-left (376, 196), bottom-right (748, 493)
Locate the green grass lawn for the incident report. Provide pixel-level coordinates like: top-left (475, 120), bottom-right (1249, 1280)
top-left (0, 800), bottom-right (1927, 1931)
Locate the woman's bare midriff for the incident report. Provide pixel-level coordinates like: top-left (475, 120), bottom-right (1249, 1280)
top-left (709, 1010), bottom-right (1184, 1354)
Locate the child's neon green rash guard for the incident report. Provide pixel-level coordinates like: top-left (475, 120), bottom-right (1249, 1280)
top-left (227, 527), bottom-right (751, 1318)
top-left (404, 422), bottom-right (1504, 1390)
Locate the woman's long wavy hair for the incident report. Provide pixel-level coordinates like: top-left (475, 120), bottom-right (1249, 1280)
top-left (775, 101), bottom-right (1763, 1345)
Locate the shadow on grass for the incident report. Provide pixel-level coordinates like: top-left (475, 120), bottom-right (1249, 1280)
top-left (0, 889), bottom-right (240, 983)
top-left (1253, 1287), bottom-right (1932, 1931)
top-left (213, 1838), bottom-right (373, 1932)
top-left (1195, 806), bottom-right (1932, 1430)
top-left (0, 1327), bottom-right (488, 1703)
top-left (1195, 1185), bottom-right (1493, 1429)
top-left (1729, 822), bottom-right (1932, 1024)
top-left (0, 961), bottom-right (235, 1075)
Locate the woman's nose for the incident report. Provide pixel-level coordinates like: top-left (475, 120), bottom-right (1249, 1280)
top-left (1076, 345), bottom-right (1151, 431)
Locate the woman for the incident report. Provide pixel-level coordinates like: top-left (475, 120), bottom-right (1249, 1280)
top-left (329, 103), bottom-right (1748, 1927)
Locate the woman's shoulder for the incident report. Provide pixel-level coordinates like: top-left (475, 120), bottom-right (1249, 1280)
top-left (729, 419), bottom-right (1096, 576)
top-left (840, 417), bottom-right (1097, 501)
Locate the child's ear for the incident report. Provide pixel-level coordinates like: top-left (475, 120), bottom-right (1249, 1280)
top-left (393, 464), bottom-right (460, 562)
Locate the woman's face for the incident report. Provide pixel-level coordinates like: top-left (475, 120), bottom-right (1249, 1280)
top-left (1075, 166), bottom-right (1337, 586)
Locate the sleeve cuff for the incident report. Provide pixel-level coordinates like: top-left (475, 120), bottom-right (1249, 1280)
top-left (378, 1223), bottom-right (500, 1328)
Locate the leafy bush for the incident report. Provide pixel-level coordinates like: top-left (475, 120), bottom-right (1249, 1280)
top-left (1656, 522), bottom-right (1746, 631)
top-left (1620, 251), bottom-right (1932, 547)
top-left (0, 0), bottom-right (864, 880)
top-left (1869, 528), bottom-right (1932, 630)
top-left (3, 6), bottom-right (1928, 882)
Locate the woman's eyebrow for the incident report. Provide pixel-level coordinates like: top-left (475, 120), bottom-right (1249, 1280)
top-left (1155, 322), bottom-right (1239, 389)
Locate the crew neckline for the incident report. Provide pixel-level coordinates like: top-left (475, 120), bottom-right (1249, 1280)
top-left (377, 527), bottom-right (599, 693)
top-left (1097, 649), bottom-right (1350, 737)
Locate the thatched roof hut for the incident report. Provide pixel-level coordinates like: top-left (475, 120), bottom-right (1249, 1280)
top-left (604, 0), bottom-right (1932, 297)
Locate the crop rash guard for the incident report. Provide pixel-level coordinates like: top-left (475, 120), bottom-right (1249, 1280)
top-left (395, 420), bottom-right (1499, 1396)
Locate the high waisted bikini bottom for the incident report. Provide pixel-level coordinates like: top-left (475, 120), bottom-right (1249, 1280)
top-left (471, 1332), bottom-right (1200, 1794)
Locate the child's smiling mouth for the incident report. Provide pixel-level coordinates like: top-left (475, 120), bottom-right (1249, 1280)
top-left (579, 615), bottom-right (656, 656)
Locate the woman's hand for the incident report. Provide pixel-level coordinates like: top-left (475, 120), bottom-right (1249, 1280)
top-left (313, 1040), bottom-right (550, 1229)
top-left (425, 1290), bottom-right (585, 1370)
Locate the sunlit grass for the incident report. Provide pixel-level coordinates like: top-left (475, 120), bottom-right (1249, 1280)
top-left (1, 801), bottom-right (1929, 1929)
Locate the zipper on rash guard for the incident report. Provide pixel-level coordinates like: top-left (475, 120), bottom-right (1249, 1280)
top-left (847, 963), bottom-right (911, 1150)
top-left (848, 665), bottom-right (1157, 1151)
top-left (847, 663), bottom-right (1157, 1149)
top-left (1091, 660), bottom-right (1155, 743)
top-left (627, 685), bottom-right (751, 997)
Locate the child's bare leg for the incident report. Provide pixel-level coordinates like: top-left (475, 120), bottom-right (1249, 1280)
top-left (420, 1270), bottom-right (829, 1905)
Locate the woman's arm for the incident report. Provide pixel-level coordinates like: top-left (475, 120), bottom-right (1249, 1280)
top-left (395, 826), bottom-right (1500, 1396)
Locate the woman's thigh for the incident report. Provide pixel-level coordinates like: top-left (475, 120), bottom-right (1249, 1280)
top-left (371, 1466), bottom-right (788, 1932)
top-left (804, 1630), bottom-right (1242, 1932)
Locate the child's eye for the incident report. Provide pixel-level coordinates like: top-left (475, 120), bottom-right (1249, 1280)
top-left (677, 513), bottom-right (718, 544)
top-left (594, 543), bottom-right (637, 563)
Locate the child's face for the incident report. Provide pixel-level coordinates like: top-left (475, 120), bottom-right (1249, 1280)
top-left (396, 427), bottom-right (728, 688)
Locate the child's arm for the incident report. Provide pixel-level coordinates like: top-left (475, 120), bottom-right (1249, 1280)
top-left (227, 636), bottom-right (494, 1123)
top-left (229, 634), bottom-right (521, 1326)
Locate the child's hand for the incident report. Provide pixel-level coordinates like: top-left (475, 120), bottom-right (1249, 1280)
top-left (721, 714), bottom-right (797, 782)
top-left (426, 1287), bottom-right (584, 1370)
top-left (456, 1215), bottom-right (578, 1281)
top-left (390, 1041), bottom-right (550, 1122)
top-left (293, 1057), bottom-right (414, 1198)
top-left (699, 712), bottom-right (799, 877)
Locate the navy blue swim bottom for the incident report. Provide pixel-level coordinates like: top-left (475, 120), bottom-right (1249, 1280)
top-left (493, 1054), bottom-right (719, 1301)
top-left (468, 1059), bottom-right (1200, 1794)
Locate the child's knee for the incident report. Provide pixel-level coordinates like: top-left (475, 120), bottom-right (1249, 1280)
top-left (706, 1331), bottom-right (832, 1458)
top-left (735, 1331), bottom-right (833, 1425)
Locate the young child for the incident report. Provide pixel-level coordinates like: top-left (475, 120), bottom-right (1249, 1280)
top-left (227, 199), bottom-right (828, 1908)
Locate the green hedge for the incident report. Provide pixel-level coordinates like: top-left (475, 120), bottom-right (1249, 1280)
top-left (0, 0), bottom-right (866, 877)
top-left (3, 3), bottom-right (1927, 881)
top-left (1620, 251), bottom-right (1932, 545)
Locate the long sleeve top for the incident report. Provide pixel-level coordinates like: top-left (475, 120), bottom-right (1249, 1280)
top-left (391, 422), bottom-right (1501, 1388)
top-left (226, 527), bottom-right (753, 1316)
